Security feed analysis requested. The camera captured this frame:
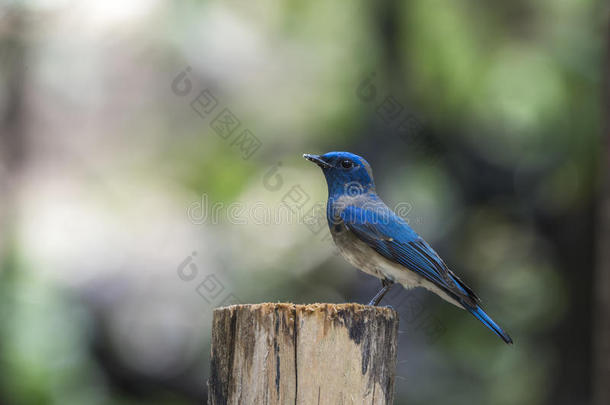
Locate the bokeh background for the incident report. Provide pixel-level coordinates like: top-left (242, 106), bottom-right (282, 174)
top-left (1, 1), bottom-right (608, 404)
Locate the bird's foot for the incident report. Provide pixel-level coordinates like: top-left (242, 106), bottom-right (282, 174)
top-left (368, 278), bottom-right (394, 306)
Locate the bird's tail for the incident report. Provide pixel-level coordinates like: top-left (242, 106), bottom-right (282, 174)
top-left (464, 304), bottom-right (513, 344)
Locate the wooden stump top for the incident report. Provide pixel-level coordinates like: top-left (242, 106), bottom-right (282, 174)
top-left (209, 303), bottom-right (399, 405)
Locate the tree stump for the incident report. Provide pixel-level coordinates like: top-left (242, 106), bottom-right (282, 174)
top-left (208, 303), bottom-right (399, 405)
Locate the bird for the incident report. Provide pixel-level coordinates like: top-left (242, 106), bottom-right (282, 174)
top-left (303, 151), bottom-right (513, 344)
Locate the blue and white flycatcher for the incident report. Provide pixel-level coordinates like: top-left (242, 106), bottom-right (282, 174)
top-left (304, 151), bottom-right (513, 344)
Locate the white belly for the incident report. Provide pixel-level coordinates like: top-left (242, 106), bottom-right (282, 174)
top-left (332, 229), bottom-right (463, 308)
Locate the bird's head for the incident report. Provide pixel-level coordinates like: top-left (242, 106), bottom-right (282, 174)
top-left (303, 151), bottom-right (375, 197)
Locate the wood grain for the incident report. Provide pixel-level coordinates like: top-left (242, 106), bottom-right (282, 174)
top-left (208, 303), bottom-right (399, 405)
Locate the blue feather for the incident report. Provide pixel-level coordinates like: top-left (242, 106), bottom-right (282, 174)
top-left (339, 205), bottom-right (477, 304)
top-left (465, 305), bottom-right (513, 344)
top-left (339, 204), bottom-right (513, 344)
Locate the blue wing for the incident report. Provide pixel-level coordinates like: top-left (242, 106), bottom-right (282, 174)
top-left (340, 204), bottom-right (479, 306)
top-left (340, 204), bottom-right (513, 344)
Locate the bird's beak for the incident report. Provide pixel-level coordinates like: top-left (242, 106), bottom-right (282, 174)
top-left (303, 153), bottom-right (332, 169)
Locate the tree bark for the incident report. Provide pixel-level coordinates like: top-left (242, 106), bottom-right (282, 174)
top-left (208, 303), bottom-right (399, 405)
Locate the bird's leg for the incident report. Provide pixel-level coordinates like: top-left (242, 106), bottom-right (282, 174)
top-left (368, 278), bottom-right (394, 306)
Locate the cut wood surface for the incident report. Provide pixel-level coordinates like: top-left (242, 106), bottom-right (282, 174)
top-left (208, 303), bottom-right (399, 405)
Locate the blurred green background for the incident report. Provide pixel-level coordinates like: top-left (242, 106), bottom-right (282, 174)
top-left (0, 0), bottom-right (607, 404)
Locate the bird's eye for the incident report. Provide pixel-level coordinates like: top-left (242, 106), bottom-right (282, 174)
top-left (340, 159), bottom-right (354, 169)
